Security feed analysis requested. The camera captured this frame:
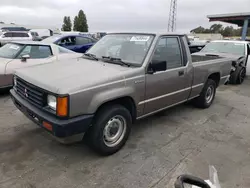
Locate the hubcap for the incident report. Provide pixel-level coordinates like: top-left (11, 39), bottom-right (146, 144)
top-left (103, 115), bottom-right (127, 147)
top-left (205, 86), bottom-right (214, 104)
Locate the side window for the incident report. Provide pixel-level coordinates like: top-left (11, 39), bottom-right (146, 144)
top-left (12, 33), bottom-right (22, 37)
top-left (18, 46), bottom-right (32, 57)
top-left (75, 37), bottom-right (90, 45)
top-left (58, 37), bottom-right (75, 46)
top-left (18, 45), bottom-right (52, 59)
top-left (4, 33), bottom-right (12, 37)
top-left (22, 33), bottom-right (29, 37)
top-left (152, 37), bottom-right (183, 70)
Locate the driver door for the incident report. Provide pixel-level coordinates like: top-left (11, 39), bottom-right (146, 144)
top-left (143, 36), bottom-right (192, 115)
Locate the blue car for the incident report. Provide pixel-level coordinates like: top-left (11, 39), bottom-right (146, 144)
top-left (43, 34), bottom-right (96, 53)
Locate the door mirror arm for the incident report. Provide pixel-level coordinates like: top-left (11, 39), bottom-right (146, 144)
top-left (147, 61), bottom-right (167, 74)
top-left (21, 54), bottom-right (30, 62)
top-left (147, 66), bottom-right (155, 74)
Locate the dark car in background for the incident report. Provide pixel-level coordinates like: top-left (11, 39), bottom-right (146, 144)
top-left (189, 40), bottom-right (209, 54)
top-left (43, 34), bottom-right (96, 53)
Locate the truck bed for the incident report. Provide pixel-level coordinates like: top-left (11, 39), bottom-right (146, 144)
top-left (192, 55), bottom-right (223, 63)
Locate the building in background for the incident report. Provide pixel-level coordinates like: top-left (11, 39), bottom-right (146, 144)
top-left (207, 12), bottom-right (250, 40)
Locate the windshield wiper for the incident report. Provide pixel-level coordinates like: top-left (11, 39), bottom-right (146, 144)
top-left (83, 53), bottom-right (99, 61)
top-left (101, 56), bottom-right (131, 67)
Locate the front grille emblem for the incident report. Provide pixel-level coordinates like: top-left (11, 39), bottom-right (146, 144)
top-left (24, 88), bottom-right (28, 98)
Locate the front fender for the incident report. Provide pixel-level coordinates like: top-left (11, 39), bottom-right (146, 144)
top-left (87, 86), bottom-right (136, 113)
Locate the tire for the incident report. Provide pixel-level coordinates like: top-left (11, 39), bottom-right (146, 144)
top-left (230, 67), bottom-right (246, 85)
top-left (87, 104), bottom-right (132, 156)
top-left (193, 79), bottom-right (216, 109)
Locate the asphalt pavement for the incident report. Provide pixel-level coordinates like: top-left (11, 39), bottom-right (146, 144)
top-left (1, 80), bottom-right (250, 188)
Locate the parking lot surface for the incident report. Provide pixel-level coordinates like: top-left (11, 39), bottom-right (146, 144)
top-left (1, 80), bottom-right (250, 188)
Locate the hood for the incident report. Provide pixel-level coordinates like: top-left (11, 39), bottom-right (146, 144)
top-left (193, 51), bottom-right (244, 60)
top-left (0, 58), bottom-right (13, 74)
top-left (15, 58), bottom-right (134, 94)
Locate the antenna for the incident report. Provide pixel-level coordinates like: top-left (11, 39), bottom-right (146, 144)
top-left (168, 0), bottom-right (178, 32)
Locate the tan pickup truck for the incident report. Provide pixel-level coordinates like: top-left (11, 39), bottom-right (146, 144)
top-left (10, 33), bottom-right (232, 155)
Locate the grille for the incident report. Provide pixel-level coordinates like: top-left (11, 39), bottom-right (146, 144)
top-left (15, 77), bottom-right (45, 108)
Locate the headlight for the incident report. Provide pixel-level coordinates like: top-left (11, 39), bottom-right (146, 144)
top-left (47, 95), bottom-right (57, 110)
top-left (13, 76), bottom-right (17, 86)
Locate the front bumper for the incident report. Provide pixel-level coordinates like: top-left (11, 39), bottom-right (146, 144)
top-left (10, 89), bottom-right (94, 138)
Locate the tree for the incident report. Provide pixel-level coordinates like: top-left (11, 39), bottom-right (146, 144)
top-left (190, 25), bottom-right (250, 37)
top-left (73, 16), bottom-right (78, 31)
top-left (61, 16), bottom-right (72, 31)
top-left (190, 26), bottom-right (205, 33)
top-left (76, 10), bottom-right (88, 32)
top-left (222, 26), bottom-right (234, 37)
top-left (210, 24), bottom-right (223, 33)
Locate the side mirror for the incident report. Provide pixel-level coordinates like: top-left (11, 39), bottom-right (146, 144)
top-left (174, 175), bottom-right (211, 188)
top-left (21, 54), bottom-right (30, 62)
top-left (148, 60), bottom-right (166, 74)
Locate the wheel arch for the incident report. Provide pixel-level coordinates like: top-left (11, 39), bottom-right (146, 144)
top-left (207, 72), bottom-right (220, 87)
top-left (94, 96), bottom-right (137, 123)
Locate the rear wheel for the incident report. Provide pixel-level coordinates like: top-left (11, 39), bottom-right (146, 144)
top-left (87, 104), bottom-right (132, 155)
top-left (193, 79), bottom-right (216, 109)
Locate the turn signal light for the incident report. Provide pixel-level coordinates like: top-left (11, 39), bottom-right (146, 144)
top-left (57, 96), bottom-right (68, 117)
top-left (43, 121), bottom-right (52, 131)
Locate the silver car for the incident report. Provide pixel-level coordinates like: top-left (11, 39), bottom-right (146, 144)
top-left (0, 31), bottom-right (33, 46)
top-left (0, 41), bottom-right (81, 89)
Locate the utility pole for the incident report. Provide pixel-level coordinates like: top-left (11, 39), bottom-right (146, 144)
top-left (168, 0), bottom-right (177, 32)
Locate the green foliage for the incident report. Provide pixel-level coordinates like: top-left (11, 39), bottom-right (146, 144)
top-left (73, 10), bottom-right (88, 32)
top-left (209, 24), bottom-right (223, 33)
top-left (61, 16), bottom-right (72, 31)
top-left (62, 10), bottom-right (89, 32)
top-left (191, 24), bottom-right (250, 37)
top-left (73, 16), bottom-right (78, 31)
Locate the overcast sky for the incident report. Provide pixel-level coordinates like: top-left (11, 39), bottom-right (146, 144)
top-left (0, 0), bottom-right (249, 32)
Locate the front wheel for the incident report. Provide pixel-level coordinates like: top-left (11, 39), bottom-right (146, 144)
top-left (230, 67), bottom-right (246, 84)
top-left (88, 104), bottom-right (132, 155)
top-left (193, 79), bottom-right (216, 109)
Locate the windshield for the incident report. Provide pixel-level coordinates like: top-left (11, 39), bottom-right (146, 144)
top-left (201, 42), bottom-right (245, 56)
top-left (42, 35), bottom-right (61, 43)
top-left (0, 43), bottom-right (24, 58)
top-left (58, 46), bottom-right (74, 53)
top-left (87, 34), bottom-right (154, 66)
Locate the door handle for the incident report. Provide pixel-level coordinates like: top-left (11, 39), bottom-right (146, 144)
top-left (178, 70), bottom-right (184, 76)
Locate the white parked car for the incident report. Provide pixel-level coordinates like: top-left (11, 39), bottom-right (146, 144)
top-left (0, 41), bottom-right (82, 89)
top-left (0, 31), bottom-right (33, 46)
top-left (195, 40), bottom-right (250, 84)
